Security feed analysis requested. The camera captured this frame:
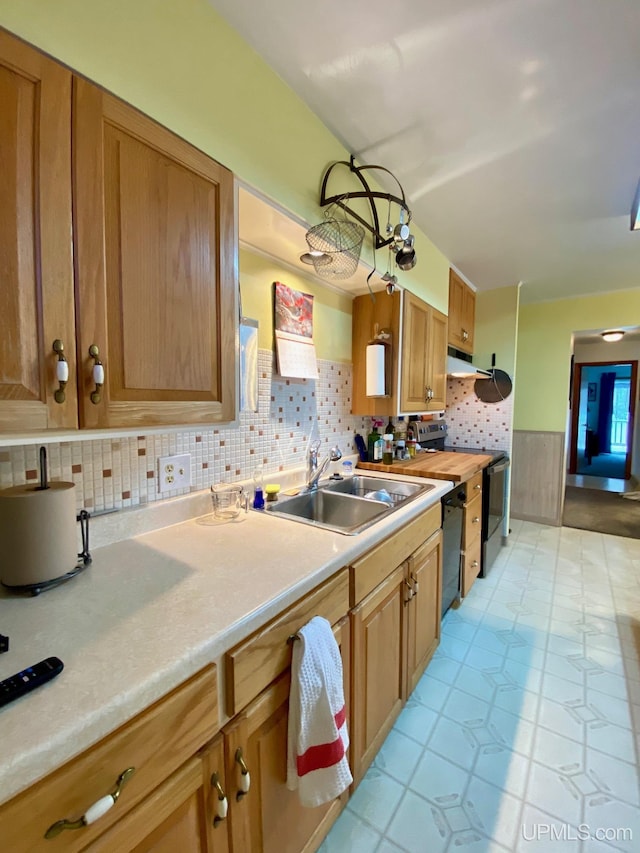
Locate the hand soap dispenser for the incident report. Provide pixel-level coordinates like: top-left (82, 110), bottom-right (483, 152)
top-left (253, 466), bottom-right (265, 510)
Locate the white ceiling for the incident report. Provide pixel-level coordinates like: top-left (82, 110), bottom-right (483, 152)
top-left (214, 0), bottom-right (640, 305)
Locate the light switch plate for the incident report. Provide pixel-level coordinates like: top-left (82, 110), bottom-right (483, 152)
top-left (158, 454), bottom-right (191, 493)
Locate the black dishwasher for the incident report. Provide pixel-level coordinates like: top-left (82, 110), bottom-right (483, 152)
top-left (441, 486), bottom-right (465, 617)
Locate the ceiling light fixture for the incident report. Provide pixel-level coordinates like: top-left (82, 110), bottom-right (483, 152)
top-left (299, 250), bottom-right (331, 266)
top-left (631, 178), bottom-right (640, 231)
top-left (601, 330), bottom-right (625, 342)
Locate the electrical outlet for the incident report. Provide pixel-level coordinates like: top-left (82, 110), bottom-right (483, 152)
top-left (158, 454), bottom-right (191, 493)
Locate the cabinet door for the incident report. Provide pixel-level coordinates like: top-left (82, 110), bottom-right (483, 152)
top-left (0, 32), bottom-right (77, 431)
top-left (350, 292), bottom-right (398, 417)
top-left (224, 619), bottom-right (349, 853)
top-left (73, 77), bottom-right (236, 429)
top-left (448, 269), bottom-right (474, 354)
top-left (350, 563), bottom-right (407, 785)
top-left (426, 307), bottom-right (447, 412)
top-left (406, 530), bottom-right (442, 695)
top-left (461, 286), bottom-right (476, 353)
top-left (399, 291), bottom-right (430, 413)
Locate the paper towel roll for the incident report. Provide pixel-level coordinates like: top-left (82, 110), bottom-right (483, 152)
top-left (0, 482), bottom-right (78, 589)
top-left (366, 343), bottom-right (387, 397)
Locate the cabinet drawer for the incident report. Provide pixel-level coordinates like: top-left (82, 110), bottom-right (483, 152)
top-left (465, 471), bottom-right (483, 498)
top-left (0, 665), bottom-right (218, 853)
top-left (463, 494), bottom-right (482, 546)
top-left (225, 569), bottom-right (349, 716)
top-left (461, 535), bottom-right (482, 597)
top-left (350, 503), bottom-right (441, 605)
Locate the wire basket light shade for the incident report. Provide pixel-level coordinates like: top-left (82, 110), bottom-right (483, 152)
top-left (305, 217), bottom-right (365, 279)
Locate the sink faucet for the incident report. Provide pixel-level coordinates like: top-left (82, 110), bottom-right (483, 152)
top-left (307, 442), bottom-right (342, 490)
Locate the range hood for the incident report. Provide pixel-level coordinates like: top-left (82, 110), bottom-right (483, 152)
top-left (446, 348), bottom-right (492, 379)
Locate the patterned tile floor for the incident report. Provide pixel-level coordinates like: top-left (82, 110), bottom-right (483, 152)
top-left (320, 520), bottom-right (640, 853)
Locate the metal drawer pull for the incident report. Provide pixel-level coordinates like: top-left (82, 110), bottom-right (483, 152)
top-left (471, 560), bottom-right (479, 568)
top-left (410, 573), bottom-right (419, 594)
top-left (235, 748), bottom-right (251, 799)
top-left (89, 344), bottom-right (104, 404)
top-left (210, 772), bottom-right (228, 826)
top-left (472, 516), bottom-right (480, 524)
top-left (474, 484), bottom-right (481, 490)
top-left (52, 340), bottom-right (69, 403)
top-left (44, 767), bottom-right (135, 839)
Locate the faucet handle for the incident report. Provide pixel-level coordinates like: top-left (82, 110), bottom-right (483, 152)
top-left (329, 446), bottom-right (342, 462)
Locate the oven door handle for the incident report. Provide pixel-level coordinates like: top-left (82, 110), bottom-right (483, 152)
top-left (487, 460), bottom-right (510, 475)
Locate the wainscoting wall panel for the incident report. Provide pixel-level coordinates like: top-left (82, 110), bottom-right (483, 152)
top-left (510, 430), bottom-right (565, 526)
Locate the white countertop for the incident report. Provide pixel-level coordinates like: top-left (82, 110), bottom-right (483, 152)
top-left (0, 473), bottom-right (453, 806)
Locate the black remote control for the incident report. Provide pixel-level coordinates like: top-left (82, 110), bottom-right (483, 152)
top-left (0, 656), bottom-right (64, 708)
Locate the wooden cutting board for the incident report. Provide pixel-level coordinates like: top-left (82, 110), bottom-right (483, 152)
top-left (356, 451), bottom-right (493, 482)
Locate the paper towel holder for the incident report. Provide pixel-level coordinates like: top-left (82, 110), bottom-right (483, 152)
top-left (365, 328), bottom-right (392, 397)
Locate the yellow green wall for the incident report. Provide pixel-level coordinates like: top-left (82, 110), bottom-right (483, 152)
top-left (515, 288), bottom-right (640, 432)
top-left (0, 0), bottom-right (449, 313)
top-left (240, 250), bottom-right (352, 361)
top-left (474, 285), bottom-right (520, 376)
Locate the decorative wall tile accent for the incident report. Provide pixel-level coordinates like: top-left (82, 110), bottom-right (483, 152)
top-left (1, 351), bottom-right (368, 513)
top-left (445, 379), bottom-right (513, 452)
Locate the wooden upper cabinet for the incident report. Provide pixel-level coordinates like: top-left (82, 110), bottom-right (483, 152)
top-left (73, 77), bottom-right (237, 429)
top-left (448, 268), bottom-right (475, 354)
top-left (351, 289), bottom-right (446, 416)
top-left (427, 305), bottom-right (448, 411)
top-left (0, 32), bottom-right (77, 431)
top-left (400, 291), bottom-right (447, 413)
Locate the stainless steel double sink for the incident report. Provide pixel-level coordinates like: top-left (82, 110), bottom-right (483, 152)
top-left (264, 475), bottom-right (435, 535)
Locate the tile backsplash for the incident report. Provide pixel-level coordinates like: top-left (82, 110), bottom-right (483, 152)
top-left (445, 378), bottom-right (513, 452)
top-left (0, 351), bottom-right (368, 513)
top-left (0, 365), bottom-right (516, 514)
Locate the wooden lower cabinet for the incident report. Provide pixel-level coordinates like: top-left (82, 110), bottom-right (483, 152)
top-left (0, 512), bottom-right (448, 853)
top-left (350, 563), bottom-right (408, 785)
top-left (223, 618), bottom-right (350, 853)
top-left (406, 529), bottom-right (443, 696)
top-left (350, 526), bottom-right (442, 785)
top-left (461, 482), bottom-right (483, 597)
top-left (90, 736), bottom-right (229, 853)
top-left (0, 666), bottom-right (219, 853)
top-left (461, 533), bottom-right (482, 597)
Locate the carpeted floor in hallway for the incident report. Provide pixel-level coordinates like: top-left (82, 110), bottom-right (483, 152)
top-left (563, 486), bottom-right (640, 539)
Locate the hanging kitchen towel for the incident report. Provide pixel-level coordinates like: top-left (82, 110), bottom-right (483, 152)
top-left (286, 616), bottom-right (352, 807)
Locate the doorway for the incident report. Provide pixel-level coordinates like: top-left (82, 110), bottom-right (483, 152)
top-left (568, 360), bottom-right (637, 481)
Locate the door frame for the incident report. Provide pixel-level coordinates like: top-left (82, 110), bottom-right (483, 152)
top-left (569, 359), bottom-right (638, 478)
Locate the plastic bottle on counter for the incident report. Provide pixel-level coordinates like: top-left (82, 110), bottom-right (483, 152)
top-left (252, 466), bottom-right (265, 510)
